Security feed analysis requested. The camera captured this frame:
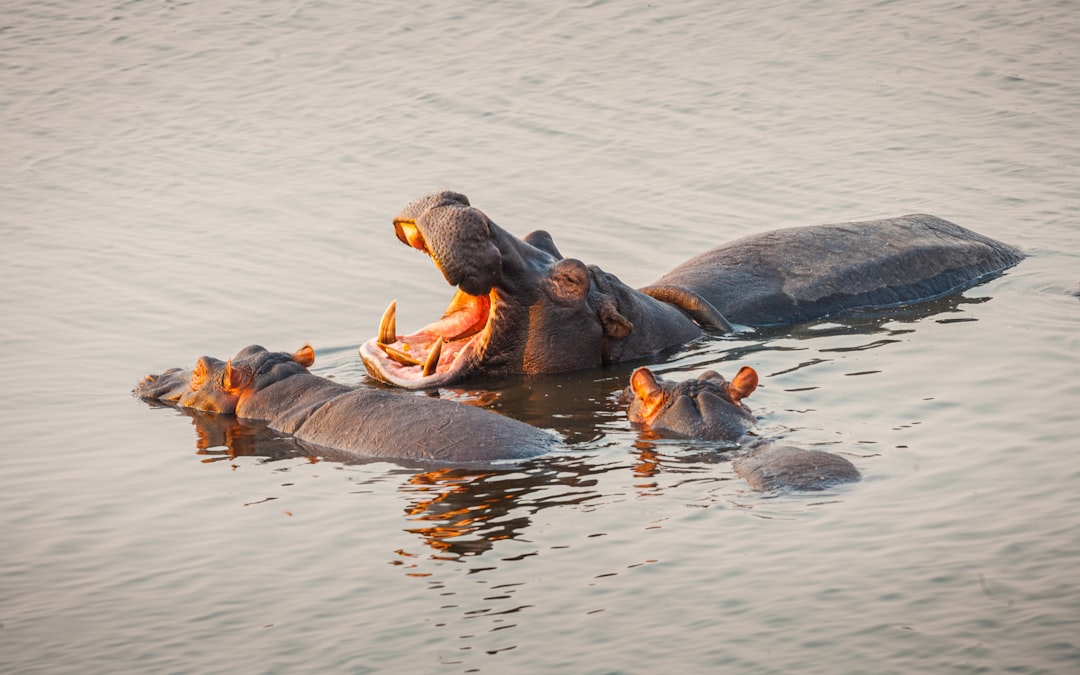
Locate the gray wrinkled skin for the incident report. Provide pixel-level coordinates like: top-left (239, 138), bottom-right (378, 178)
top-left (136, 345), bottom-right (557, 466)
top-left (626, 368), bottom-right (861, 492)
top-left (364, 191), bottom-right (1022, 389)
top-left (645, 214), bottom-right (1024, 327)
top-left (626, 370), bottom-right (756, 441)
top-left (733, 444), bottom-right (862, 492)
top-left (361, 191), bottom-right (703, 388)
top-left (393, 191), bottom-right (504, 297)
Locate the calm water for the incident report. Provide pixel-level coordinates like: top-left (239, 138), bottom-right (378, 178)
top-left (3, 0), bottom-right (1079, 672)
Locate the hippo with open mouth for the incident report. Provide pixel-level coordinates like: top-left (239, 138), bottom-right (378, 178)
top-left (625, 365), bottom-right (861, 492)
top-left (360, 191), bottom-right (1023, 389)
top-left (135, 344), bottom-right (557, 465)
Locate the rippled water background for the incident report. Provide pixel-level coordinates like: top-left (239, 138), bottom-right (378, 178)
top-left (3, 1), bottom-right (1079, 672)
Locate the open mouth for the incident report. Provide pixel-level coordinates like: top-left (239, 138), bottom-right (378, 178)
top-left (359, 291), bottom-right (495, 388)
top-left (359, 218), bottom-right (497, 388)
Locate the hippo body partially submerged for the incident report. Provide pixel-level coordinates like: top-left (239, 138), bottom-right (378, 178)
top-left (644, 213), bottom-right (1023, 327)
top-left (626, 366), bottom-right (860, 492)
top-left (135, 345), bottom-right (556, 466)
top-left (361, 191), bottom-right (1022, 389)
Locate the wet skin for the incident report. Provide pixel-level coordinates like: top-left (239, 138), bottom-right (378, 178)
top-left (134, 345), bottom-right (557, 466)
top-left (626, 366), bottom-right (861, 492)
top-left (360, 191), bottom-right (1023, 389)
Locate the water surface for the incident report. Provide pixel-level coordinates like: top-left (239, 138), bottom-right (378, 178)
top-left (3, 1), bottom-right (1079, 672)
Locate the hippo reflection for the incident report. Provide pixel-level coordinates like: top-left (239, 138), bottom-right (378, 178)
top-left (146, 402), bottom-right (601, 561)
top-left (361, 191), bottom-right (1022, 388)
top-left (625, 366), bottom-right (860, 492)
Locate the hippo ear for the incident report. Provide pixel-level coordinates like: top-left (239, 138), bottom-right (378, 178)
top-left (630, 367), bottom-right (664, 407)
top-left (524, 230), bottom-right (563, 260)
top-left (698, 370), bottom-right (727, 384)
top-left (583, 264), bottom-right (633, 339)
top-left (191, 357), bottom-right (211, 389)
top-left (223, 360), bottom-right (253, 393)
top-left (597, 297), bottom-right (633, 339)
top-left (293, 344), bottom-right (315, 368)
top-left (729, 366), bottom-right (758, 404)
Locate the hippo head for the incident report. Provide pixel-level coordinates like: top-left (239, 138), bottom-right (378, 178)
top-left (625, 366), bottom-right (759, 441)
top-left (135, 344), bottom-right (315, 413)
top-left (359, 191), bottom-right (683, 389)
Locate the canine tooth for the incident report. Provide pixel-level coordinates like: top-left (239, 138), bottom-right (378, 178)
top-left (378, 300), bottom-right (397, 345)
top-left (378, 342), bottom-right (422, 367)
top-left (422, 337), bottom-right (444, 377)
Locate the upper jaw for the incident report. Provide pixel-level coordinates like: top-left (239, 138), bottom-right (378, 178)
top-left (361, 191), bottom-right (548, 388)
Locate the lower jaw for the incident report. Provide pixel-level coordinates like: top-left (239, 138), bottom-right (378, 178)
top-left (359, 336), bottom-right (476, 389)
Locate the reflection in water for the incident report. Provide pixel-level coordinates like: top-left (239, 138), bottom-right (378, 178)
top-left (431, 368), bottom-right (630, 444)
top-left (170, 405), bottom-right (311, 466)
top-left (160, 405), bottom-right (610, 563)
top-left (394, 457), bottom-right (618, 560)
top-left (783, 292), bottom-right (990, 339)
top-left (636, 292), bottom-right (992, 386)
top-left (629, 439), bottom-right (732, 496)
top-left (631, 440), bottom-right (662, 480)
top-left (146, 287), bottom-right (991, 589)
top-left (154, 405), bottom-right (627, 659)
top-left (398, 468), bottom-right (525, 560)
top-left (820, 339), bottom-right (901, 353)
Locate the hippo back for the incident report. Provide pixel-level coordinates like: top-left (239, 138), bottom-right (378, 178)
top-left (733, 443), bottom-right (861, 492)
top-left (648, 215), bottom-right (1023, 327)
top-left (292, 387), bottom-right (558, 465)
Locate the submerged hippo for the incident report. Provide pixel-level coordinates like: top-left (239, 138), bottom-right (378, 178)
top-left (360, 191), bottom-right (1022, 388)
top-left (626, 366), bottom-right (860, 492)
top-left (134, 345), bottom-right (557, 465)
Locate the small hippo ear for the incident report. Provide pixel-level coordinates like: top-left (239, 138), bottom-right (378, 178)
top-left (629, 367), bottom-right (666, 421)
top-left (597, 299), bottom-right (633, 339)
top-left (584, 265), bottom-right (633, 339)
top-left (223, 360), bottom-right (253, 393)
top-left (729, 366), bottom-right (758, 404)
top-left (192, 357), bottom-right (211, 389)
top-left (524, 230), bottom-right (563, 260)
top-left (293, 344), bottom-right (315, 368)
top-left (630, 367), bottom-right (663, 403)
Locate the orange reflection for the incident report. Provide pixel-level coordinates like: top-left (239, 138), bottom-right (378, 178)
top-left (398, 468), bottom-right (517, 558)
top-left (632, 441), bottom-right (661, 478)
top-left (152, 404), bottom-right (601, 577)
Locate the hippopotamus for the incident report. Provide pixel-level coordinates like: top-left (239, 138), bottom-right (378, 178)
top-left (360, 191), bottom-right (1022, 388)
top-left (625, 366), bottom-right (861, 491)
top-left (134, 344), bottom-right (557, 465)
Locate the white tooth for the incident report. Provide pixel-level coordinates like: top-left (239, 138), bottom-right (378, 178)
top-left (378, 300), bottom-right (397, 345)
top-left (422, 337), bottom-right (444, 377)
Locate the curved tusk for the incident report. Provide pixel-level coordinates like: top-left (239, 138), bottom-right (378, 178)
top-left (378, 300), bottom-right (397, 345)
top-left (422, 337), bottom-right (444, 377)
